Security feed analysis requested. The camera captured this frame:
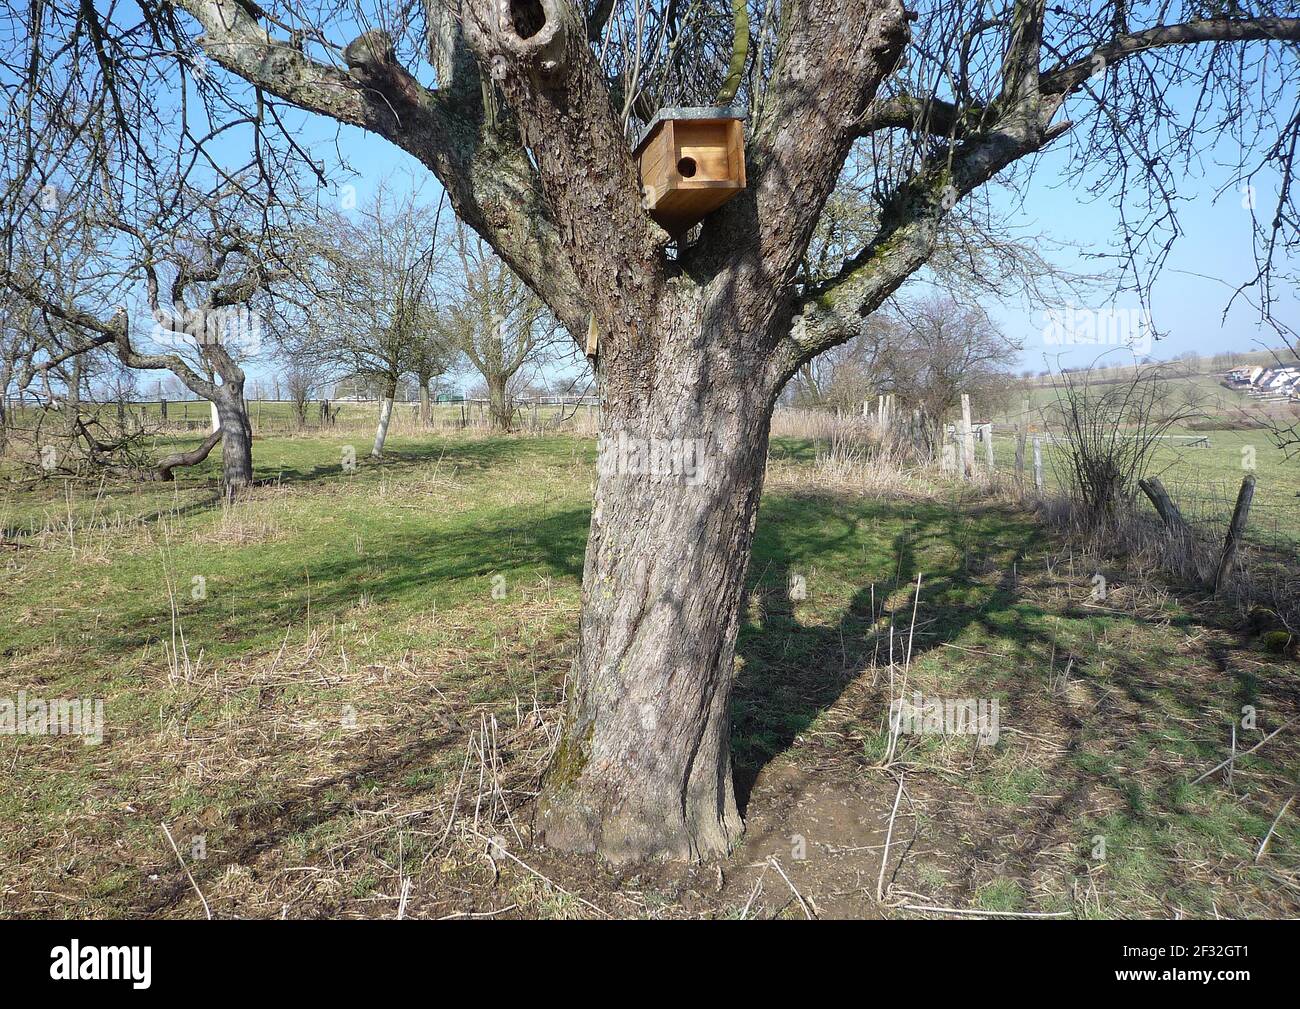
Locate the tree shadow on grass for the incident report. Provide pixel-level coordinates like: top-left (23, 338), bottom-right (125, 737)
top-left (732, 490), bottom-right (1054, 810)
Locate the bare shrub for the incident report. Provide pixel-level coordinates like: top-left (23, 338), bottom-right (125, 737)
top-left (1047, 361), bottom-right (1201, 529)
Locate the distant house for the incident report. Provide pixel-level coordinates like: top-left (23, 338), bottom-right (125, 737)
top-left (1226, 365), bottom-right (1265, 386)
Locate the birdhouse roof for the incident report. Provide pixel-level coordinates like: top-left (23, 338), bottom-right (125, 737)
top-left (633, 106), bottom-right (746, 156)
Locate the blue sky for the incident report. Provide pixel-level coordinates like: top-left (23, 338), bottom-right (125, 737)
top-left (984, 140), bottom-right (1298, 372)
top-left (166, 13), bottom-right (1300, 384)
top-left (305, 116), bottom-right (1297, 378)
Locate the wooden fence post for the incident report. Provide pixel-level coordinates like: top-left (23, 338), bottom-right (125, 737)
top-left (1137, 477), bottom-right (1193, 540)
top-left (960, 394), bottom-right (975, 479)
top-left (1014, 399), bottom-right (1028, 484)
top-left (1214, 474), bottom-right (1257, 593)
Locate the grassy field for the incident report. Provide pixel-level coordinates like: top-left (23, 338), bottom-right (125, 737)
top-left (980, 426), bottom-right (1300, 550)
top-left (2, 423), bottom-right (1297, 918)
top-left (969, 367), bottom-right (1300, 549)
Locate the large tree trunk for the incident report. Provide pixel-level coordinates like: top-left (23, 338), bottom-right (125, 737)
top-left (418, 380), bottom-right (432, 428)
top-left (537, 304), bottom-right (774, 863)
top-left (372, 379), bottom-right (397, 457)
top-left (487, 375), bottom-right (512, 432)
top-left (214, 393), bottom-right (253, 497)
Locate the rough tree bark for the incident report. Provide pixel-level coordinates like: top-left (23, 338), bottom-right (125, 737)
top-left (538, 294), bottom-right (776, 858)
top-left (487, 374), bottom-right (512, 432)
top-left (214, 389), bottom-right (254, 493)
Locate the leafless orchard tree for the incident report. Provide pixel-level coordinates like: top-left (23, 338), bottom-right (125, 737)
top-left (305, 183), bottom-right (449, 456)
top-left (437, 220), bottom-right (559, 431)
top-left (10, 0), bottom-right (1300, 861)
top-left (884, 292), bottom-right (1021, 438)
top-left (283, 351), bottom-right (327, 427)
top-left (408, 330), bottom-right (459, 426)
top-left (5, 180), bottom-right (300, 494)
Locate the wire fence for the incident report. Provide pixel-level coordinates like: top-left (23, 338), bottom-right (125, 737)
top-left (0, 394), bottom-right (604, 437)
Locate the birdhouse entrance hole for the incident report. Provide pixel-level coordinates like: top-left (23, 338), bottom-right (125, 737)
top-left (634, 107), bottom-right (746, 237)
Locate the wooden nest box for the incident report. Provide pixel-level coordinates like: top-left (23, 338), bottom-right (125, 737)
top-left (634, 107), bottom-right (746, 236)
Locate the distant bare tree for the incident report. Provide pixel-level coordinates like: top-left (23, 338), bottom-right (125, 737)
top-left (408, 331), bottom-right (459, 427)
top-left (5, 180), bottom-right (297, 494)
top-left (283, 353), bottom-right (324, 428)
top-left (306, 182), bottom-right (446, 456)
top-left (875, 293), bottom-right (1022, 444)
top-left (437, 222), bottom-right (559, 432)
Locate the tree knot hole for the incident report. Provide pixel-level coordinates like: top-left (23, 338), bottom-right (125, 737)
top-left (510, 0), bottom-right (546, 39)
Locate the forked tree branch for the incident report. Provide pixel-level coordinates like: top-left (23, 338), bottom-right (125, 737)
top-left (779, 13), bottom-right (1300, 380)
top-left (171, 0), bottom-right (590, 334)
top-left (690, 0), bottom-right (911, 301)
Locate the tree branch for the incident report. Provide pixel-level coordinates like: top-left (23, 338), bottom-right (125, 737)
top-left (779, 12), bottom-right (1300, 381)
top-left (171, 0), bottom-right (590, 333)
top-left (690, 0), bottom-right (911, 298)
top-left (459, 0), bottom-right (665, 339)
top-left (716, 0), bottom-right (750, 104)
top-left (1042, 17), bottom-right (1300, 103)
top-left (157, 427), bottom-right (223, 481)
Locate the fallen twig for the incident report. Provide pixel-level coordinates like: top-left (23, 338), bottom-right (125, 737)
top-left (161, 820), bottom-right (212, 920)
top-left (877, 771), bottom-right (906, 902)
top-left (768, 857), bottom-right (816, 920)
top-left (1191, 720), bottom-right (1293, 785)
top-left (1255, 796), bottom-right (1296, 863)
top-left (901, 903), bottom-right (1072, 919)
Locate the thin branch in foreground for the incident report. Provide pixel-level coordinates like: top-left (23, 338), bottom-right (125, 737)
top-left (161, 820), bottom-right (213, 920)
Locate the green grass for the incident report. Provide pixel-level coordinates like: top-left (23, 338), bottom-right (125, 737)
top-left (1, 428), bottom-right (1297, 918)
top-left (979, 409), bottom-right (1300, 548)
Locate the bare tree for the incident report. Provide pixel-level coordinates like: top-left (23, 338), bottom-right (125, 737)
top-left (437, 222), bottom-right (557, 431)
top-left (307, 183), bottom-right (444, 456)
top-left (283, 352), bottom-right (325, 428)
top-left (18, 0), bottom-right (1300, 861)
top-left (882, 293), bottom-right (1022, 441)
top-left (6, 181), bottom-right (291, 494)
top-left (408, 331), bottom-right (459, 427)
